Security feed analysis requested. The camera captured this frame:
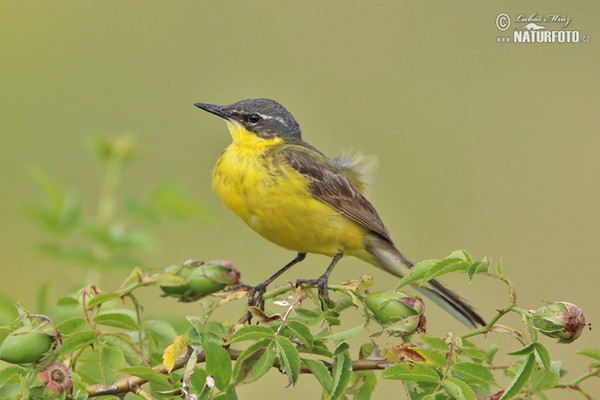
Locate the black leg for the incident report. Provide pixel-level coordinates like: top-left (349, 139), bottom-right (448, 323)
top-left (237, 252), bottom-right (307, 322)
top-left (296, 252), bottom-right (343, 305)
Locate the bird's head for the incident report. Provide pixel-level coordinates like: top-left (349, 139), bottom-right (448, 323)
top-left (194, 98), bottom-right (302, 146)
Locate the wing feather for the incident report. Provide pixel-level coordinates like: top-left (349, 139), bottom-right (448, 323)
top-left (279, 144), bottom-right (392, 242)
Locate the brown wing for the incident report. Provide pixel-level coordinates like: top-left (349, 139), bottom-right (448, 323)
top-left (279, 144), bottom-right (393, 242)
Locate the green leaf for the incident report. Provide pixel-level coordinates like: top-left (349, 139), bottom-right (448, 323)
top-left (451, 362), bottom-right (497, 386)
top-left (466, 262), bottom-right (479, 282)
top-left (93, 313), bottom-right (138, 330)
top-left (419, 334), bottom-right (450, 352)
top-left (61, 331), bottom-right (95, 355)
top-left (302, 358), bottom-right (332, 393)
top-left (277, 336), bottom-right (300, 385)
top-left (189, 367), bottom-right (208, 394)
top-left (397, 259), bottom-right (439, 288)
top-left (575, 348), bottom-right (600, 362)
top-left (201, 332), bottom-right (232, 390)
top-left (500, 353), bottom-right (536, 400)
top-left (87, 292), bottom-right (123, 308)
top-left (57, 190), bottom-right (81, 230)
top-left (29, 168), bottom-right (65, 211)
top-left (331, 348), bottom-right (352, 400)
top-left (486, 343), bottom-right (499, 365)
top-left (245, 340), bottom-right (276, 383)
top-left (56, 296), bottom-right (80, 307)
top-left (422, 259), bottom-right (470, 284)
top-left (461, 341), bottom-right (487, 363)
top-left (227, 325), bottom-right (274, 344)
top-left (533, 343), bottom-right (550, 370)
top-left (100, 344), bottom-right (126, 385)
top-left (447, 250), bottom-right (472, 263)
top-left (232, 339), bottom-right (273, 384)
top-left (381, 363), bottom-right (440, 382)
top-left (531, 360), bottom-right (561, 391)
top-left (322, 325), bottom-right (364, 342)
top-left (506, 343), bottom-right (535, 356)
top-left (0, 366), bottom-right (25, 388)
top-left (442, 377), bottom-right (477, 400)
top-left (351, 370), bottom-right (377, 400)
top-left (415, 348), bottom-right (447, 368)
top-left (118, 366), bottom-right (171, 388)
top-left (145, 319), bottom-right (177, 351)
top-left (56, 317), bottom-right (87, 335)
top-left (283, 320), bottom-right (313, 348)
top-left (495, 259), bottom-right (503, 275)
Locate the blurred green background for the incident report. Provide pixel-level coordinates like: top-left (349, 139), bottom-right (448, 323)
top-left (1, 1), bottom-right (598, 398)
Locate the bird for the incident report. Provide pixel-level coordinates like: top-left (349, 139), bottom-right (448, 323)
top-left (194, 98), bottom-right (485, 328)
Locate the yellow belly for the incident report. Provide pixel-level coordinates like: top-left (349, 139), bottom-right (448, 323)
top-left (212, 143), bottom-right (367, 256)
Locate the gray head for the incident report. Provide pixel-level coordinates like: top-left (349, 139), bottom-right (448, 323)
top-left (194, 98), bottom-right (302, 142)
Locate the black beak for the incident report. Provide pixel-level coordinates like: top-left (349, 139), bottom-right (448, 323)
top-left (194, 102), bottom-right (230, 120)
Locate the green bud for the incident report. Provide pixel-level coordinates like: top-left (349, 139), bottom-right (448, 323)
top-left (160, 260), bottom-right (240, 302)
top-left (0, 324), bottom-right (55, 364)
top-left (532, 302), bottom-right (586, 344)
top-left (160, 262), bottom-right (197, 298)
top-left (365, 291), bottom-right (426, 338)
top-left (188, 260), bottom-right (240, 294)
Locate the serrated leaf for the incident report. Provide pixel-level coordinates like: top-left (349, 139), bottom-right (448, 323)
top-left (575, 348), bottom-right (600, 362)
top-left (467, 262), bottom-right (479, 282)
top-left (118, 366), bottom-right (171, 388)
top-left (56, 317), bottom-right (86, 335)
top-left (61, 331), bottom-right (95, 355)
top-left (422, 259), bottom-right (470, 284)
top-left (322, 325), bottom-right (364, 342)
top-left (87, 292), bottom-right (123, 308)
top-left (232, 339), bottom-right (272, 384)
top-left (533, 343), bottom-right (551, 370)
top-left (415, 348), bottom-right (447, 368)
top-left (227, 325), bottom-right (274, 344)
top-left (500, 354), bottom-right (535, 400)
top-left (419, 334), bottom-right (450, 352)
top-left (447, 250), bottom-right (472, 263)
top-left (245, 341), bottom-right (276, 384)
top-left (283, 320), bottom-right (313, 348)
top-left (397, 259), bottom-right (439, 289)
top-left (442, 377), bottom-right (477, 400)
top-left (331, 349), bottom-right (352, 400)
top-left (506, 343), bottom-right (535, 356)
top-left (101, 344), bottom-right (126, 385)
top-left (381, 363), bottom-right (440, 382)
top-left (451, 362), bottom-right (497, 386)
top-left (277, 335), bottom-right (300, 385)
top-left (202, 335), bottom-right (232, 390)
top-left (93, 313), bottom-right (138, 330)
top-left (302, 358), bottom-right (332, 393)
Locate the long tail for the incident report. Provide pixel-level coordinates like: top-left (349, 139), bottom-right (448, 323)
top-left (364, 233), bottom-right (485, 329)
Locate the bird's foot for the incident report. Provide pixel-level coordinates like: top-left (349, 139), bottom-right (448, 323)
top-left (233, 282), bottom-right (269, 323)
top-left (296, 274), bottom-right (332, 308)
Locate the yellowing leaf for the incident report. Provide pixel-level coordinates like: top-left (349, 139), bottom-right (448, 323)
top-left (163, 335), bottom-right (188, 372)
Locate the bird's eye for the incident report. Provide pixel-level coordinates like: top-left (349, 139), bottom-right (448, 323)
top-left (247, 114), bottom-right (261, 124)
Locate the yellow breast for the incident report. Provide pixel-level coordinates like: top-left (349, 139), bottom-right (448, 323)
top-left (212, 126), bottom-right (366, 256)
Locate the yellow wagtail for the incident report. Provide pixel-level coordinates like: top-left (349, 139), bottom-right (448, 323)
top-left (194, 98), bottom-right (484, 328)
